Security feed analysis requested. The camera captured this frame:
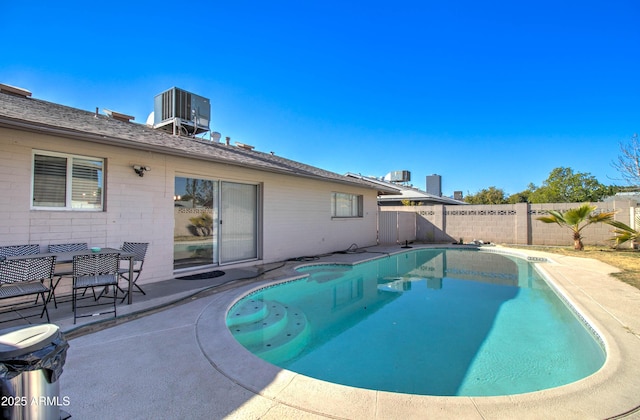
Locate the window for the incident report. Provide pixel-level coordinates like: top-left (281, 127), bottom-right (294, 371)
top-left (32, 151), bottom-right (104, 210)
top-left (331, 192), bottom-right (363, 218)
top-left (173, 177), bottom-right (259, 269)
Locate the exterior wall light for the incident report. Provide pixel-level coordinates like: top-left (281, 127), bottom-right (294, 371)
top-left (133, 165), bottom-right (151, 177)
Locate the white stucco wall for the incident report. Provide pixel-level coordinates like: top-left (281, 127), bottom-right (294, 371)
top-left (0, 127), bottom-right (379, 284)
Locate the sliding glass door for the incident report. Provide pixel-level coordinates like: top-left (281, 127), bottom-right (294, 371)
top-left (220, 182), bottom-right (258, 263)
top-left (174, 177), bottom-right (258, 270)
top-left (174, 177), bottom-right (218, 270)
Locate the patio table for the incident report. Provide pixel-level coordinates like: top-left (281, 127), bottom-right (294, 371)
top-left (8, 248), bottom-right (136, 304)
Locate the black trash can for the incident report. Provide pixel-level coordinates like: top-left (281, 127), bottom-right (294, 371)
top-left (0, 324), bottom-right (69, 420)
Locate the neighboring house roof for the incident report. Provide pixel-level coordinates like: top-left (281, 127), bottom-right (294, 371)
top-left (0, 89), bottom-right (399, 194)
top-left (603, 192), bottom-right (640, 204)
top-left (345, 173), bottom-right (467, 205)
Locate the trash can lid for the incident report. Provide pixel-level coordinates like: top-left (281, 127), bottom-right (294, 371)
top-left (0, 324), bottom-right (61, 358)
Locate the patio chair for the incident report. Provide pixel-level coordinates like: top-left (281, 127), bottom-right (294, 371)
top-left (0, 245), bottom-right (46, 308)
top-left (72, 253), bottom-right (119, 324)
top-left (117, 242), bottom-right (149, 303)
top-left (0, 244), bottom-right (40, 258)
top-left (0, 256), bottom-right (55, 324)
top-left (47, 243), bottom-right (88, 308)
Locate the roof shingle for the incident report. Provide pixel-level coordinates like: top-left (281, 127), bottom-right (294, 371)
top-left (0, 91), bottom-right (398, 193)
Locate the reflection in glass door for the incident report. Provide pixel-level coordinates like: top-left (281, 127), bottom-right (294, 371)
top-left (174, 178), bottom-right (259, 270)
top-left (173, 177), bottom-right (218, 270)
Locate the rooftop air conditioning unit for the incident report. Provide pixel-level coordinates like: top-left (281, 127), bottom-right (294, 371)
top-left (387, 170), bottom-right (411, 183)
top-left (153, 87), bottom-right (210, 136)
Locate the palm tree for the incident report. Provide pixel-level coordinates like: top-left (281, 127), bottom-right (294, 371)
top-left (608, 215), bottom-right (640, 249)
top-left (537, 204), bottom-right (616, 250)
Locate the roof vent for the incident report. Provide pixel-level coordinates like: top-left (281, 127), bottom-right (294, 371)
top-left (235, 142), bottom-right (255, 151)
top-left (104, 109), bottom-right (135, 123)
top-left (0, 83), bottom-right (32, 98)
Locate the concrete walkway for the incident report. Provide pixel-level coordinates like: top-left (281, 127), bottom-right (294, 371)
top-left (39, 245), bottom-right (640, 419)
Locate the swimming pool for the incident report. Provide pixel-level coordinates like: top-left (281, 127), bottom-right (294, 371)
top-left (226, 248), bottom-right (605, 396)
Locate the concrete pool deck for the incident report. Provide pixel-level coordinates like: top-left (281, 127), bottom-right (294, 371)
top-left (58, 245), bottom-right (640, 419)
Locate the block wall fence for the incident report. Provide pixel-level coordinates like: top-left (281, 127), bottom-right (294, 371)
top-left (379, 201), bottom-right (639, 247)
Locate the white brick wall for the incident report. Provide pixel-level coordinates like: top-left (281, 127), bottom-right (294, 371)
top-left (0, 128), bottom-right (379, 284)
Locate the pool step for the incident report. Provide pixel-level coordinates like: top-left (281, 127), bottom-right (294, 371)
top-left (227, 299), bottom-right (269, 327)
top-left (228, 299), bottom-right (310, 364)
top-left (229, 300), bottom-right (289, 344)
top-left (257, 315), bottom-right (310, 364)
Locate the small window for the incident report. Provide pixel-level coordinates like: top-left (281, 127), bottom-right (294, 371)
top-left (331, 192), bottom-right (363, 218)
top-left (32, 151), bottom-right (104, 210)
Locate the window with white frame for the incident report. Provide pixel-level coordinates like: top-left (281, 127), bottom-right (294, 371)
top-left (331, 192), bottom-right (363, 218)
top-left (32, 151), bottom-right (104, 210)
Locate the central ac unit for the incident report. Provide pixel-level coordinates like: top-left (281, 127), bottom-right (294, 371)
top-left (153, 87), bottom-right (210, 136)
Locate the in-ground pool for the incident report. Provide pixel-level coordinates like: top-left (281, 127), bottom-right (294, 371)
top-left (226, 248), bottom-right (605, 396)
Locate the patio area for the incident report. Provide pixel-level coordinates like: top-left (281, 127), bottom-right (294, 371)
top-left (9, 245), bottom-right (640, 419)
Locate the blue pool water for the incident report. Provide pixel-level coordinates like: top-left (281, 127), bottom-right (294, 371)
top-left (226, 248), bottom-right (605, 396)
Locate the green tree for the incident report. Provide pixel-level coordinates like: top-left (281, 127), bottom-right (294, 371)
top-left (507, 188), bottom-right (532, 204)
top-left (528, 167), bottom-right (611, 203)
top-left (536, 204), bottom-right (616, 250)
top-left (464, 186), bottom-right (507, 204)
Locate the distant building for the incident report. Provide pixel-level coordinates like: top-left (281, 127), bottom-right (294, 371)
top-left (345, 173), bottom-right (466, 206)
top-left (454, 191), bottom-right (463, 201)
top-left (426, 174), bottom-right (442, 197)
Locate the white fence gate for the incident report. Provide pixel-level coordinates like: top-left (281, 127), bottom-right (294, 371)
top-left (378, 211), bottom-right (416, 245)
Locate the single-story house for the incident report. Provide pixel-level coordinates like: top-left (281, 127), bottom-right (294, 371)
top-left (344, 173), bottom-right (466, 206)
top-left (0, 84), bottom-right (398, 285)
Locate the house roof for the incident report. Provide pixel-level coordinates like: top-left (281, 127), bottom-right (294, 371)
top-left (345, 173), bottom-right (467, 205)
top-left (0, 89), bottom-right (399, 194)
top-left (603, 191), bottom-right (640, 204)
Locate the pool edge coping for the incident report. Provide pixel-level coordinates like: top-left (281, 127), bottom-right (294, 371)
top-left (196, 245), bottom-right (640, 419)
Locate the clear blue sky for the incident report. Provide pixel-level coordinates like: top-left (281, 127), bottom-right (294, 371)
top-left (2, 1), bottom-right (638, 196)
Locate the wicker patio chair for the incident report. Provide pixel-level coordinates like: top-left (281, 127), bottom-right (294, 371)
top-left (72, 253), bottom-right (119, 324)
top-left (47, 243), bottom-right (88, 307)
top-left (0, 245), bottom-right (45, 308)
top-left (0, 244), bottom-right (40, 258)
top-left (0, 256), bottom-right (55, 324)
top-left (48, 243), bottom-right (88, 253)
top-left (117, 242), bottom-right (149, 303)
